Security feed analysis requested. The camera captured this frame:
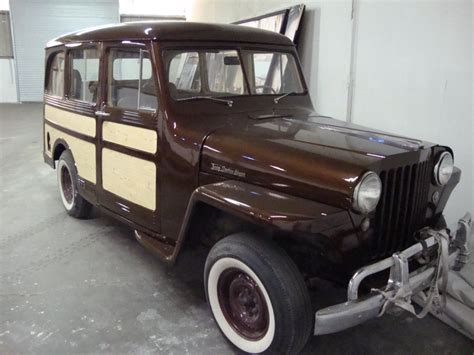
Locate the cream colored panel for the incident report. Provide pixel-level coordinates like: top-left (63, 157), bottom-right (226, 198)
top-left (44, 124), bottom-right (96, 184)
top-left (102, 148), bottom-right (156, 211)
top-left (45, 104), bottom-right (96, 137)
top-left (102, 121), bottom-right (157, 154)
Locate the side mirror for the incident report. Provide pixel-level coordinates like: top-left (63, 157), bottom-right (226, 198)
top-left (224, 56), bottom-right (240, 65)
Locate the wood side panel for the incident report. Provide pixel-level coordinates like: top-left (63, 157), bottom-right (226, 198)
top-left (102, 148), bottom-right (157, 211)
top-left (45, 104), bottom-right (96, 138)
top-left (45, 123), bottom-right (97, 184)
top-left (102, 121), bottom-right (157, 154)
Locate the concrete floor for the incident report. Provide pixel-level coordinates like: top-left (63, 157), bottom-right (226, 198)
top-left (0, 102), bottom-right (472, 354)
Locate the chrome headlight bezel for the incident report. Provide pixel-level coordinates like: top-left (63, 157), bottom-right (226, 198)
top-left (353, 171), bottom-right (382, 214)
top-left (433, 151), bottom-right (453, 186)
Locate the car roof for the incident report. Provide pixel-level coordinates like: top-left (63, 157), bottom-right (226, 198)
top-left (46, 21), bottom-right (294, 48)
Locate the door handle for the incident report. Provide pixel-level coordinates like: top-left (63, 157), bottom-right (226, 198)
top-left (95, 111), bottom-right (110, 117)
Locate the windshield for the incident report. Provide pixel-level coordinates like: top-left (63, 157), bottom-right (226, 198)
top-left (242, 51), bottom-right (304, 95)
top-left (163, 48), bottom-right (304, 100)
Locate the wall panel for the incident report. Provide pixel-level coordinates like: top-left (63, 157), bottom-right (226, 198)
top-left (10, 0), bottom-right (119, 102)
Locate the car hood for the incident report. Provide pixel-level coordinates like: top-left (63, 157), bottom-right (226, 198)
top-left (200, 114), bottom-right (434, 209)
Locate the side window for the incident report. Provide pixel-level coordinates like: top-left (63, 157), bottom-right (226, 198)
top-left (69, 48), bottom-right (100, 103)
top-left (108, 48), bottom-right (157, 111)
top-left (46, 51), bottom-right (65, 97)
top-left (168, 52), bottom-right (201, 93)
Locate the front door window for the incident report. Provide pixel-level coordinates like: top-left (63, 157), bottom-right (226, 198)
top-left (107, 48), bottom-right (157, 111)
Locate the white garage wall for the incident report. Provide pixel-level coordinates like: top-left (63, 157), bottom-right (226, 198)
top-left (186, 0), bottom-right (473, 224)
top-left (0, 0), bottom-right (18, 102)
top-left (10, 0), bottom-right (119, 102)
top-left (119, 0), bottom-right (186, 16)
top-left (186, 0), bottom-right (354, 120)
top-left (350, 0), bottom-right (472, 224)
top-left (0, 59), bottom-right (17, 102)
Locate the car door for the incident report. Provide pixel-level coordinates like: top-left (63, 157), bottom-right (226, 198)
top-left (64, 44), bottom-right (101, 203)
top-left (96, 41), bottom-right (161, 232)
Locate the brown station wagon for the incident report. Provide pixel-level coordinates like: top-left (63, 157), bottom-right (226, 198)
top-left (43, 22), bottom-right (471, 354)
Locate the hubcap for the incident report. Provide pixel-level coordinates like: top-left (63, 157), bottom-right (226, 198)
top-left (217, 268), bottom-right (269, 340)
top-left (60, 165), bottom-right (73, 204)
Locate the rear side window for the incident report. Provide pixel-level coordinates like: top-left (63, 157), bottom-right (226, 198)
top-left (69, 48), bottom-right (100, 103)
top-left (107, 48), bottom-right (157, 111)
top-left (46, 51), bottom-right (65, 97)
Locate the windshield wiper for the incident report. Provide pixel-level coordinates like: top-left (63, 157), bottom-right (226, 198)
top-left (274, 91), bottom-right (296, 104)
top-left (177, 96), bottom-right (233, 107)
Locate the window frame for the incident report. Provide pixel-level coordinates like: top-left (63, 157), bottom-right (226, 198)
top-left (243, 49), bottom-right (305, 95)
top-left (165, 49), bottom-right (249, 98)
top-left (45, 50), bottom-right (66, 98)
top-left (168, 51), bottom-right (202, 93)
top-left (66, 45), bottom-right (101, 104)
top-left (160, 44), bottom-right (308, 101)
top-left (203, 50), bottom-right (248, 96)
top-left (105, 42), bottom-right (159, 113)
top-left (0, 11), bottom-right (14, 59)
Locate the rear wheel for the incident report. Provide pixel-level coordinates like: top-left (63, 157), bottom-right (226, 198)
top-left (57, 150), bottom-right (92, 219)
top-left (204, 233), bottom-right (312, 354)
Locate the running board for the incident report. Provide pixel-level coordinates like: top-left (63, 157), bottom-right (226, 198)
top-left (134, 230), bottom-right (175, 262)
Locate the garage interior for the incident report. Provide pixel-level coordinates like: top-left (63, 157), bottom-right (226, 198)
top-left (0, 0), bottom-right (472, 354)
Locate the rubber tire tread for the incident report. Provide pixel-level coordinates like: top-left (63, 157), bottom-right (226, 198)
top-left (58, 150), bottom-right (92, 219)
top-left (204, 232), bottom-right (313, 354)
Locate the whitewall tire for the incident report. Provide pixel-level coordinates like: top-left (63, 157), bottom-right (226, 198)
top-left (204, 233), bottom-right (312, 354)
top-left (57, 158), bottom-right (75, 211)
top-left (207, 257), bottom-right (275, 353)
top-left (56, 150), bottom-right (92, 219)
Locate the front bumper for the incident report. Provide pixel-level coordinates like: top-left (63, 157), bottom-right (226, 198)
top-left (314, 212), bottom-right (472, 335)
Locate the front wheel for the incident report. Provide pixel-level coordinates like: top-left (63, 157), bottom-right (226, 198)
top-left (204, 233), bottom-right (312, 354)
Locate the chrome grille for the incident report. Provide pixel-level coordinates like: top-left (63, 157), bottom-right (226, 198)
top-left (372, 160), bottom-right (432, 258)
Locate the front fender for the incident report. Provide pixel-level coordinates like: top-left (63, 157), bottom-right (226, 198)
top-left (171, 180), bottom-right (350, 262)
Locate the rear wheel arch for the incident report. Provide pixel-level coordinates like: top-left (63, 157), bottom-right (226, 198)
top-left (52, 139), bottom-right (69, 165)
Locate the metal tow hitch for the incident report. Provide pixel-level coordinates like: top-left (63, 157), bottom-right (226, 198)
top-left (372, 229), bottom-right (450, 318)
top-left (374, 212), bottom-right (472, 318)
top-left (452, 212), bottom-right (472, 271)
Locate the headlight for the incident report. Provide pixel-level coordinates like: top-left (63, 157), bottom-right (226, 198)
top-left (434, 151), bottom-right (453, 185)
top-left (353, 171), bottom-right (382, 214)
